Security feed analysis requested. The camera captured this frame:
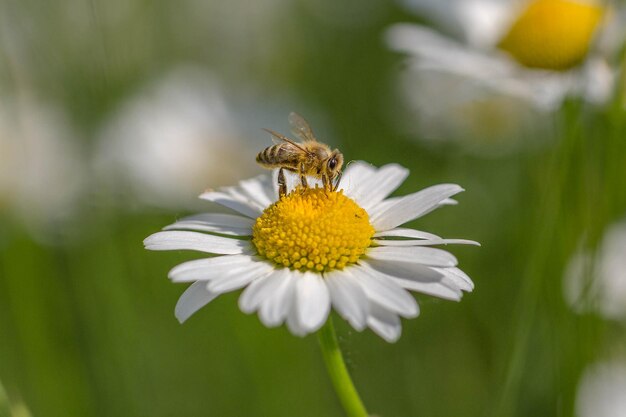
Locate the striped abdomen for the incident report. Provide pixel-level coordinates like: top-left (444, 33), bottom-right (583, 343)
top-left (256, 144), bottom-right (300, 169)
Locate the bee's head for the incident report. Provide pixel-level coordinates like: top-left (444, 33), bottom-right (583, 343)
top-left (325, 150), bottom-right (344, 178)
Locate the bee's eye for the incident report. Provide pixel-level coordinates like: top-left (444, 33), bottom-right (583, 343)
top-left (328, 158), bottom-right (337, 170)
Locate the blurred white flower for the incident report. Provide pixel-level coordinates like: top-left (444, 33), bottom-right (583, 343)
top-left (563, 219), bottom-right (626, 321)
top-left (0, 96), bottom-right (85, 238)
top-left (575, 358), bottom-right (626, 417)
top-left (386, 0), bottom-right (625, 147)
top-left (95, 66), bottom-right (311, 209)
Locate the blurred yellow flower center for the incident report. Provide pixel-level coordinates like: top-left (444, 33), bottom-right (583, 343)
top-left (252, 187), bottom-right (374, 273)
top-left (498, 0), bottom-right (604, 70)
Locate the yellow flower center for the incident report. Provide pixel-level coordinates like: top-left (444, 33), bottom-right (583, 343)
top-left (252, 187), bottom-right (375, 272)
top-left (498, 0), bottom-right (604, 70)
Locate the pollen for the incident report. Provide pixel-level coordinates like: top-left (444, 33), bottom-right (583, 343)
top-left (252, 187), bottom-right (375, 273)
top-left (498, 0), bottom-right (604, 70)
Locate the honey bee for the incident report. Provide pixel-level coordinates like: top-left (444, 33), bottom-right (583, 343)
top-left (256, 112), bottom-right (344, 197)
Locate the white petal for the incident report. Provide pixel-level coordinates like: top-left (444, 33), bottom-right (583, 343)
top-left (386, 23), bottom-right (515, 78)
top-left (174, 281), bottom-right (219, 323)
top-left (374, 228), bottom-right (441, 240)
top-left (366, 303), bottom-right (402, 343)
top-left (238, 270), bottom-right (285, 314)
top-left (440, 198), bottom-right (458, 206)
top-left (367, 197), bottom-right (400, 220)
top-left (367, 246), bottom-right (457, 267)
top-left (239, 174), bottom-right (277, 208)
top-left (294, 271), bottom-right (331, 333)
top-left (338, 161), bottom-right (377, 197)
top-left (286, 300), bottom-right (307, 337)
top-left (373, 238), bottom-right (480, 247)
top-left (388, 3), bottom-right (514, 48)
top-left (207, 261), bottom-right (274, 293)
top-left (144, 231), bottom-right (248, 254)
top-left (349, 163), bottom-right (409, 210)
top-left (575, 58), bottom-right (609, 104)
top-left (325, 269), bottom-right (369, 331)
top-left (370, 184), bottom-right (464, 231)
top-left (353, 264), bottom-right (419, 318)
top-left (169, 254), bottom-right (258, 282)
top-left (387, 22), bottom-right (463, 59)
top-left (431, 267), bottom-right (474, 292)
top-left (363, 259), bottom-right (463, 301)
top-left (258, 270), bottom-right (296, 327)
top-left (164, 213), bottom-right (253, 236)
top-left (199, 190), bottom-right (262, 218)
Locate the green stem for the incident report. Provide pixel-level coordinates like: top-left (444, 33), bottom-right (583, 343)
top-left (317, 317), bottom-right (368, 417)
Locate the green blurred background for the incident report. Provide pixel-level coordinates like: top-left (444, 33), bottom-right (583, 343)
top-left (1, 0), bottom-right (626, 416)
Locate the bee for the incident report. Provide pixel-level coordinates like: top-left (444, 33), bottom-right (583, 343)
top-left (256, 112), bottom-right (344, 197)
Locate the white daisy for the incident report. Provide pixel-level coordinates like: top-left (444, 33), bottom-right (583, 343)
top-left (385, 0), bottom-right (624, 145)
top-left (144, 162), bottom-right (478, 342)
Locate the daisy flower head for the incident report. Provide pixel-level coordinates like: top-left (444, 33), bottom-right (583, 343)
top-left (385, 0), bottom-right (625, 147)
top-left (145, 162), bottom-right (478, 342)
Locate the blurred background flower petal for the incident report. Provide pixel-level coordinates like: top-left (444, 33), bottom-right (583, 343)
top-left (564, 218), bottom-right (626, 321)
top-left (575, 358), bottom-right (626, 417)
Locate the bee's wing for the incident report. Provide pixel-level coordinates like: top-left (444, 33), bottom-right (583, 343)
top-left (288, 112), bottom-right (317, 143)
top-left (277, 142), bottom-right (306, 161)
top-left (263, 128), bottom-right (310, 154)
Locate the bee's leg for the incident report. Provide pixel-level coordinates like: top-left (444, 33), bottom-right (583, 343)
top-left (278, 168), bottom-right (287, 198)
top-left (299, 163), bottom-right (308, 189)
top-left (332, 172), bottom-right (342, 191)
top-left (300, 175), bottom-right (309, 189)
top-left (321, 174), bottom-right (330, 191)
